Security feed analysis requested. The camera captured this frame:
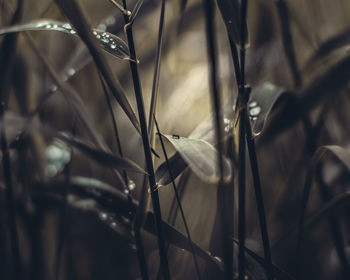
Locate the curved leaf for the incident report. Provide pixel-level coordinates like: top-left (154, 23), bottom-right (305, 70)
top-left (297, 145), bottom-right (350, 258)
top-left (306, 29), bottom-right (350, 70)
top-left (155, 82), bottom-right (285, 185)
top-left (0, 19), bottom-right (130, 60)
top-left (35, 176), bottom-right (137, 216)
top-left (54, 0), bottom-right (141, 133)
top-left (247, 82), bottom-right (287, 137)
top-left (55, 133), bottom-right (147, 174)
top-left (162, 134), bottom-right (232, 184)
top-left (67, 195), bottom-right (134, 242)
top-left (155, 103), bottom-right (235, 185)
top-left (143, 212), bottom-right (224, 271)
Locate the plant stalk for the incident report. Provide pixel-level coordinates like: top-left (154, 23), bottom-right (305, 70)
top-left (121, 1), bottom-right (170, 279)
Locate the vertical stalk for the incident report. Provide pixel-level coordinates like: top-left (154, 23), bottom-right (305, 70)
top-left (0, 1), bottom-right (23, 278)
top-left (154, 116), bottom-right (201, 280)
top-left (237, 108), bottom-right (246, 280)
top-left (237, 0), bottom-right (248, 278)
top-left (202, 0), bottom-right (232, 279)
top-left (245, 122), bottom-right (273, 280)
top-left (0, 125), bottom-right (22, 280)
top-left (121, 1), bottom-right (170, 279)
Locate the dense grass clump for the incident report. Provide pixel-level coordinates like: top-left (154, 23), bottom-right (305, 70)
top-left (0, 0), bottom-right (350, 279)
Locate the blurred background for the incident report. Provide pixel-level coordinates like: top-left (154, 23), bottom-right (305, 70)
top-left (1, 0), bottom-right (350, 279)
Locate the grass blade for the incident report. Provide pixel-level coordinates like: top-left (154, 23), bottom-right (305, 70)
top-left (0, 19), bottom-right (131, 60)
top-left (121, 0), bottom-right (170, 278)
top-left (54, 0), bottom-right (141, 133)
top-left (203, 0), bottom-right (232, 279)
top-left (143, 211), bottom-right (224, 271)
top-left (154, 116), bottom-right (202, 280)
top-left (245, 120), bottom-right (273, 280)
top-left (161, 135), bottom-right (232, 184)
top-left (296, 145), bottom-right (350, 277)
top-left (0, 1), bottom-right (23, 278)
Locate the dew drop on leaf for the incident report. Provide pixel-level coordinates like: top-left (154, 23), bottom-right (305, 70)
top-left (128, 180), bottom-right (136, 191)
top-left (249, 105), bottom-right (261, 117)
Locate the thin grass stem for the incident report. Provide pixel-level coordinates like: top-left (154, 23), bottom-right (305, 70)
top-left (154, 115), bottom-right (202, 280)
top-left (202, 0), bottom-right (233, 279)
top-left (121, 1), bottom-right (170, 279)
top-left (245, 119), bottom-right (273, 280)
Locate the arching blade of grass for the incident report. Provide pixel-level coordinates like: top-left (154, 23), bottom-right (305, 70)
top-left (155, 103), bottom-right (236, 186)
top-left (34, 176), bottom-right (137, 218)
top-left (315, 165), bottom-right (350, 277)
top-left (0, 0), bottom-right (23, 278)
top-left (203, 0), bottom-right (232, 279)
top-left (305, 29), bottom-right (350, 71)
top-left (143, 211), bottom-right (224, 272)
top-left (0, 20), bottom-right (131, 60)
top-left (161, 135), bottom-right (232, 184)
top-left (232, 239), bottom-right (295, 280)
top-left (154, 116), bottom-right (202, 280)
top-left (120, 0), bottom-right (170, 278)
top-left (54, 0), bottom-right (141, 133)
top-left (296, 145), bottom-right (350, 277)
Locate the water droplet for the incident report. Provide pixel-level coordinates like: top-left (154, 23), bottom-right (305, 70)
top-left (224, 125), bottom-right (231, 132)
top-left (62, 23), bottom-right (72, 30)
top-left (124, 189), bottom-right (130, 195)
top-left (70, 29), bottom-right (76, 34)
top-left (52, 24), bottom-right (58, 29)
top-left (96, 34), bottom-right (101, 39)
top-left (93, 31), bottom-right (97, 35)
top-left (224, 118), bottom-right (230, 124)
top-left (110, 222), bottom-right (117, 228)
top-left (46, 164), bottom-right (58, 177)
top-left (101, 37), bottom-right (109, 44)
top-left (66, 68), bottom-right (76, 77)
top-left (128, 180), bottom-right (136, 191)
top-left (249, 106), bottom-right (261, 117)
top-left (45, 142), bottom-right (71, 177)
top-left (99, 212), bottom-right (108, 221)
top-left (45, 24), bottom-right (52, 29)
top-left (110, 43), bottom-right (116, 49)
top-left (50, 85), bottom-right (58, 92)
top-left (248, 101), bottom-right (257, 108)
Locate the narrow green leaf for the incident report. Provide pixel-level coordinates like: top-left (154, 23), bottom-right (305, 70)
top-left (54, 0), bottom-right (141, 133)
top-left (0, 19), bottom-right (131, 60)
top-left (143, 212), bottom-right (224, 271)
